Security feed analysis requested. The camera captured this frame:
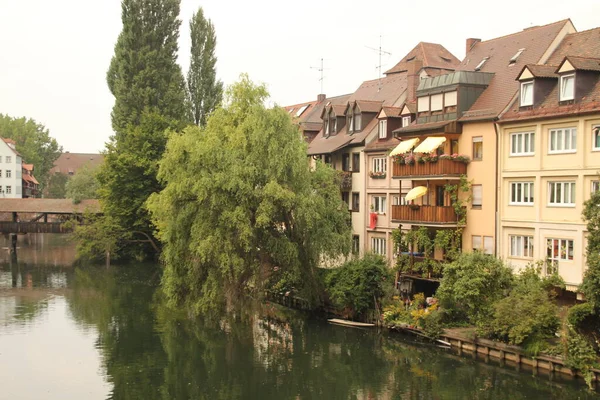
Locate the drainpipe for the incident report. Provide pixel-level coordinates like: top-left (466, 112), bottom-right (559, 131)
top-left (493, 120), bottom-right (500, 257)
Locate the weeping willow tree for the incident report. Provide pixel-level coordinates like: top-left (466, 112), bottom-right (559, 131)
top-left (147, 76), bottom-right (351, 314)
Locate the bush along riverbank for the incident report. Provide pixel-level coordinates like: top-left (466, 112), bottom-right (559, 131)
top-left (383, 252), bottom-right (600, 389)
top-left (266, 251), bottom-right (600, 389)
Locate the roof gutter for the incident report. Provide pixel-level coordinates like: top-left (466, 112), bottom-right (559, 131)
top-left (493, 120), bottom-right (500, 257)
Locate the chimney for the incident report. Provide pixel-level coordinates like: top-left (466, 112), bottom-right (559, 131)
top-left (466, 38), bottom-right (481, 54)
top-left (407, 59), bottom-right (423, 103)
top-left (317, 94), bottom-right (326, 103)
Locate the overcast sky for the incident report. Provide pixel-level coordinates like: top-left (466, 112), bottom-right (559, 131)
top-left (0, 0), bottom-right (599, 153)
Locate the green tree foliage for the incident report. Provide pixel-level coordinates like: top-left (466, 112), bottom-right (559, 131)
top-left (46, 172), bottom-right (69, 198)
top-left (187, 7), bottom-right (223, 126)
top-left (485, 269), bottom-right (560, 347)
top-left (66, 165), bottom-right (99, 204)
top-left (100, 0), bottom-right (188, 258)
top-left (71, 215), bottom-right (128, 263)
top-left (581, 189), bottom-right (600, 308)
top-left (324, 254), bottom-right (391, 320)
top-left (0, 114), bottom-right (61, 189)
top-left (436, 252), bottom-right (514, 324)
top-left (147, 76), bottom-right (351, 314)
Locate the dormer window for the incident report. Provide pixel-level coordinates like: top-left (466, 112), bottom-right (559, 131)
top-left (329, 115), bottom-right (336, 135)
top-left (560, 74), bottom-right (575, 101)
top-left (354, 112), bottom-right (362, 132)
top-left (509, 48), bottom-right (525, 65)
top-left (378, 119), bottom-right (387, 139)
top-left (520, 81), bottom-right (533, 106)
top-left (475, 57), bottom-right (489, 71)
top-left (402, 116), bottom-right (411, 127)
top-left (324, 117), bottom-right (330, 136)
top-left (348, 113), bottom-right (354, 133)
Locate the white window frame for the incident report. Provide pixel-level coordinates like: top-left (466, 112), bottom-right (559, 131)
top-left (593, 125), bottom-right (600, 151)
top-left (392, 195), bottom-right (407, 206)
top-left (472, 136), bottom-right (483, 161)
top-left (354, 112), bottom-right (362, 132)
top-left (547, 238), bottom-right (574, 261)
top-left (324, 117), bottom-right (330, 136)
top-left (5, 170), bottom-right (11, 178)
top-left (509, 181), bottom-right (534, 205)
top-left (560, 74), bottom-right (575, 101)
top-left (509, 235), bottom-right (534, 258)
top-left (6, 156), bottom-right (11, 163)
top-left (371, 196), bottom-right (387, 215)
top-left (430, 93), bottom-right (443, 111)
top-left (592, 180), bottom-right (600, 194)
top-left (378, 119), bottom-right (387, 139)
top-left (6, 186), bottom-right (11, 194)
top-left (548, 181), bottom-right (576, 206)
top-left (348, 114), bottom-right (354, 133)
top-left (510, 131), bottom-right (535, 156)
top-left (372, 157), bottom-right (387, 174)
top-left (549, 127), bottom-right (577, 154)
top-left (472, 185), bottom-right (482, 208)
top-left (520, 81), bottom-right (533, 106)
top-left (371, 237), bottom-right (386, 256)
top-left (402, 116), bottom-right (411, 127)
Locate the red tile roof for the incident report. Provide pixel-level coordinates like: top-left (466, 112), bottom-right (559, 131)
top-left (501, 27), bottom-right (600, 123)
top-left (355, 100), bottom-right (383, 113)
top-left (50, 153), bottom-right (104, 175)
top-left (0, 198), bottom-right (101, 214)
top-left (380, 106), bottom-right (403, 118)
top-left (459, 19), bottom-right (572, 121)
top-left (522, 64), bottom-right (559, 78)
top-left (385, 42), bottom-right (460, 75)
top-left (561, 56), bottom-right (600, 72)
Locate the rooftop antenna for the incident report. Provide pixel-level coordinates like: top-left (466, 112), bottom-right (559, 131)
top-left (366, 35), bottom-right (392, 91)
top-left (310, 58), bottom-right (326, 94)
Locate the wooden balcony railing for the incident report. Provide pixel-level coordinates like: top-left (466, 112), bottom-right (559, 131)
top-left (392, 159), bottom-right (467, 178)
top-left (391, 205), bottom-right (461, 224)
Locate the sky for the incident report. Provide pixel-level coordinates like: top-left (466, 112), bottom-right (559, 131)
top-left (0, 0), bottom-right (599, 153)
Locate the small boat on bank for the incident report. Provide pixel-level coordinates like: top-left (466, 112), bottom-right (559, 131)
top-left (328, 318), bottom-right (375, 328)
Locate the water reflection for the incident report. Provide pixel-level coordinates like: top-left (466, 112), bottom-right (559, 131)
top-left (0, 235), bottom-right (598, 399)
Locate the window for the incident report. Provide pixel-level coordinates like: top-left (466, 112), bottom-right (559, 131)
top-left (510, 235), bottom-right (534, 258)
top-left (341, 191), bottom-right (350, 207)
top-left (352, 235), bottom-right (360, 255)
top-left (593, 126), bottom-right (600, 150)
top-left (372, 196), bottom-right (387, 214)
top-left (378, 119), bottom-right (387, 139)
top-left (348, 114), bottom-right (354, 133)
top-left (510, 48), bottom-right (525, 64)
top-left (548, 181), bottom-right (575, 206)
top-left (352, 192), bottom-right (360, 212)
top-left (352, 153), bottom-right (360, 172)
top-left (402, 116), bottom-right (411, 127)
top-left (472, 185), bottom-right (482, 208)
top-left (451, 139), bottom-right (459, 155)
top-left (417, 96), bottom-right (430, 112)
top-left (592, 181), bottom-right (600, 193)
top-left (560, 74), bottom-right (575, 101)
top-left (392, 195), bottom-right (407, 206)
top-left (324, 154), bottom-right (331, 165)
top-left (472, 137), bottom-right (483, 160)
top-left (324, 117), bottom-right (330, 136)
top-left (510, 131), bottom-right (535, 156)
top-left (342, 153), bottom-right (350, 172)
top-left (547, 238), bottom-right (574, 261)
top-left (483, 236), bottom-right (494, 255)
top-left (0, 170), bottom-right (2, 178)
top-left (371, 237), bottom-right (386, 255)
top-left (549, 127), bottom-right (577, 153)
top-left (444, 91), bottom-right (457, 107)
top-left (474, 57), bottom-right (489, 71)
top-left (6, 156), bottom-right (11, 163)
top-left (372, 157), bottom-right (387, 174)
top-left (510, 182), bottom-right (534, 205)
top-left (520, 81), bottom-right (533, 106)
top-left (472, 236), bottom-right (482, 251)
top-left (354, 113), bottom-right (362, 132)
top-left (6, 170), bottom-right (11, 178)
top-left (430, 94), bottom-right (443, 111)
top-left (5, 185), bottom-right (11, 194)
top-left (295, 105), bottom-right (309, 117)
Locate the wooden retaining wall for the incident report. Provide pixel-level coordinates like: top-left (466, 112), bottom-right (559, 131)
top-left (439, 332), bottom-right (600, 385)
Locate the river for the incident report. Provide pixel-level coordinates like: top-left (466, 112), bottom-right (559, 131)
top-left (0, 233), bottom-right (598, 400)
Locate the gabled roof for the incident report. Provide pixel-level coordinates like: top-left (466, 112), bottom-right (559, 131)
top-left (355, 100), bottom-right (383, 113)
top-left (283, 100), bottom-right (318, 121)
top-left (385, 42), bottom-right (460, 75)
top-left (50, 153), bottom-right (104, 175)
top-left (557, 56), bottom-right (600, 72)
top-left (458, 19), bottom-right (573, 121)
top-left (502, 27), bottom-right (600, 123)
top-left (1, 137), bottom-right (20, 156)
top-left (379, 106), bottom-right (403, 118)
top-left (519, 64), bottom-right (559, 79)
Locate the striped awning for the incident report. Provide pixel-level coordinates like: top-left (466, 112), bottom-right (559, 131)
top-left (413, 136), bottom-right (447, 153)
top-left (389, 138), bottom-right (420, 156)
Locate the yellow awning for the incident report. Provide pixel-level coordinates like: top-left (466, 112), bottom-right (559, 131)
top-left (413, 136), bottom-right (447, 153)
top-left (405, 186), bottom-right (428, 201)
top-left (389, 138), bottom-right (420, 156)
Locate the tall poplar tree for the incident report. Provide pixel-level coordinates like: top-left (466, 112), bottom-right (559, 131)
top-left (187, 7), bottom-right (223, 126)
top-left (98, 0), bottom-right (188, 258)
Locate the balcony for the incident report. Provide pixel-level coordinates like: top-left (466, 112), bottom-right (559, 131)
top-left (391, 205), bottom-right (462, 225)
top-left (392, 158), bottom-right (467, 179)
top-left (339, 171), bottom-right (352, 191)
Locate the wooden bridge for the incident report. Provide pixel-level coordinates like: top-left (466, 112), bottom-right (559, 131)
top-left (0, 199), bottom-right (101, 234)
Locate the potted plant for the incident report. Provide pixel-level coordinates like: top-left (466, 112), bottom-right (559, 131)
top-left (369, 171), bottom-right (386, 179)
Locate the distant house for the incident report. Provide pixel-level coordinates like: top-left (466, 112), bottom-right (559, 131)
top-left (0, 138), bottom-right (23, 198)
top-left (50, 152), bottom-right (104, 176)
top-left (22, 163), bottom-right (39, 198)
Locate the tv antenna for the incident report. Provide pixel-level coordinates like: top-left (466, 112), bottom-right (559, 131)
top-left (310, 58), bottom-right (327, 94)
top-left (365, 35), bottom-right (392, 91)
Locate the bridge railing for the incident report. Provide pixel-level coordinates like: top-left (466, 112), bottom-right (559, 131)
top-left (0, 222), bottom-right (75, 234)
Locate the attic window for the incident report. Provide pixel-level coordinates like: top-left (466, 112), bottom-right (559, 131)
top-left (474, 57), bottom-right (489, 71)
top-left (288, 108), bottom-right (295, 114)
top-left (296, 105), bottom-right (309, 117)
top-left (520, 81), bottom-right (533, 106)
top-left (509, 48), bottom-right (525, 64)
top-left (560, 74), bottom-right (575, 101)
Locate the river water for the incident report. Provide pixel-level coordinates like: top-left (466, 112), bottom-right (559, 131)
top-left (0, 234), bottom-right (598, 400)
